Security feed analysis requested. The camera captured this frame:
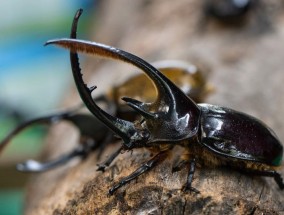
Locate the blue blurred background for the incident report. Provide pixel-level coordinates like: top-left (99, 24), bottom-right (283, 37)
top-left (0, 1), bottom-right (95, 214)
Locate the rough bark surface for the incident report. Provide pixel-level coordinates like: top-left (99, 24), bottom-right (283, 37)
top-left (25, 0), bottom-right (284, 214)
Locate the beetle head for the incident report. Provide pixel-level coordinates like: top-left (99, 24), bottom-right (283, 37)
top-left (45, 10), bottom-right (200, 148)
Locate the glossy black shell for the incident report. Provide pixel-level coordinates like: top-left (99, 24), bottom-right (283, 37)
top-left (199, 104), bottom-right (283, 166)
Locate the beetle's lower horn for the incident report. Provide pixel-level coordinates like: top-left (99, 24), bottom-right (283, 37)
top-left (121, 97), bottom-right (156, 119)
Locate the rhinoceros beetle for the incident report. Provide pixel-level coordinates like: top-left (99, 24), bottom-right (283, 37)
top-left (44, 9), bottom-right (284, 195)
top-left (0, 10), bottom-right (211, 173)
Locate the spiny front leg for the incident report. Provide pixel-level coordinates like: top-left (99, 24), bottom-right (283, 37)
top-left (108, 150), bottom-right (169, 195)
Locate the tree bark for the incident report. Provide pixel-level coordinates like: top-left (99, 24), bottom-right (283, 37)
top-left (25, 0), bottom-right (284, 214)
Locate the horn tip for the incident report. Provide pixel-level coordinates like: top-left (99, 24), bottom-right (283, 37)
top-left (44, 39), bottom-right (58, 47)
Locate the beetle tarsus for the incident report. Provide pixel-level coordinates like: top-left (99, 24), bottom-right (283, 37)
top-left (108, 150), bottom-right (168, 195)
top-left (97, 146), bottom-right (123, 172)
top-left (182, 185), bottom-right (200, 194)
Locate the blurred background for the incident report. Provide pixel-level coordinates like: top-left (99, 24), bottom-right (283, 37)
top-left (0, 1), bottom-right (95, 214)
top-left (1, 0), bottom-right (284, 214)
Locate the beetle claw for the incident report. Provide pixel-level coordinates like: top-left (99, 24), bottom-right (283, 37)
top-left (182, 185), bottom-right (200, 194)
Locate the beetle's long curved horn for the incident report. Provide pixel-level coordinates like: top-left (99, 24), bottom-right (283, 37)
top-left (45, 9), bottom-right (200, 143)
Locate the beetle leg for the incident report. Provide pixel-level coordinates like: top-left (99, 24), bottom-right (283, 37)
top-left (182, 158), bottom-right (200, 193)
top-left (240, 169), bottom-right (284, 190)
top-left (16, 119), bottom-right (113, 172)
top-left (273, 172), bottom-right (284, 190)
top-left (108, 150), bottom-right (169, 195)
top-left (272, 171), bottom-right (284, 190)
top-left (0, 105), bottom-right (83, 154)
top-left (97, 145), bottom-right (123, 172)
top-left (16, 141), bottom-right (94, 172)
